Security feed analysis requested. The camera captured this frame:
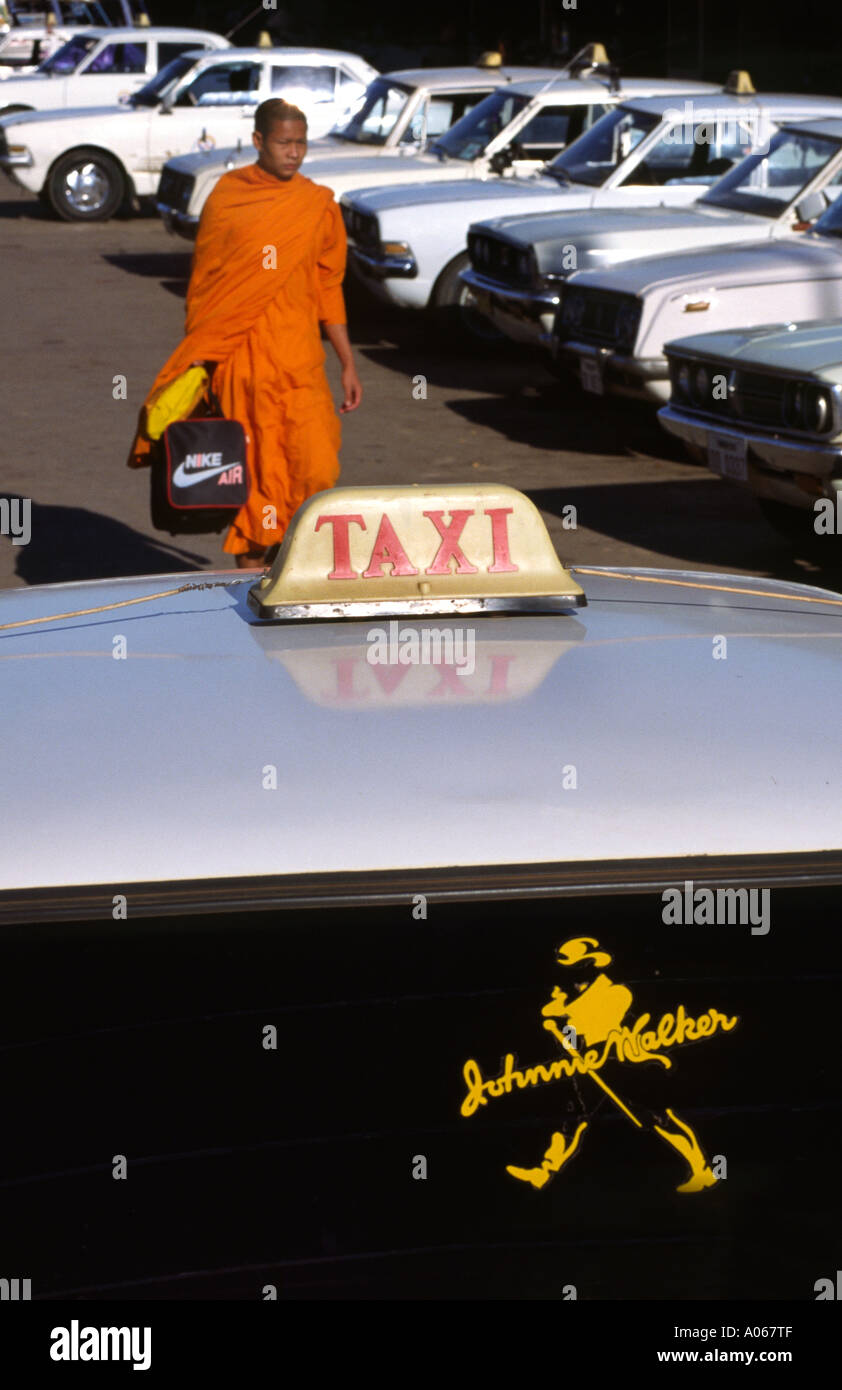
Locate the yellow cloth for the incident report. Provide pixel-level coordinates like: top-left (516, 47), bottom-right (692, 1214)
top-left (144, 365), bottom-right (209, 441)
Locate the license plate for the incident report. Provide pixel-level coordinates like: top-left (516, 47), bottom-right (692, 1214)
top-left (580, 356), bottom-right (604, 395)
top-left (708, 432), bottom-right (748, 481)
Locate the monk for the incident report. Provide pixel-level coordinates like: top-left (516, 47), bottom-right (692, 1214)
top-left (129, 97), bottom-right (362, 569)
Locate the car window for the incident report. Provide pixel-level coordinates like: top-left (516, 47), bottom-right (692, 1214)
top-left (177, 61), bottom-right (262, 107)
top-left (621, 118), bottom-right (752, 186)
top-left (85, 42), bottom-right (148, 75)
top-left (402, 90), bottom-right (492, 145)
top-left (39, 33), bottom-right (97, 73)
top-left (433, 89), bottom-right (532, 161)
top-left (702, 127), bottom-right (842, 218)
top-left (335, 77), bottom-right (412, 145)
top-left (548, 105), bottom-right (661, 187)
top-left (271, 64), bottom-right (336, 100)
top-left (158, 42), bottom-right (211, 68)
top-left (514, 102), bottom-right (593, 159)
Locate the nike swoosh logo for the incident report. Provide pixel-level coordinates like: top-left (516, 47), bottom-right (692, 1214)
top-left (172, 462), bottom-right (236, 489)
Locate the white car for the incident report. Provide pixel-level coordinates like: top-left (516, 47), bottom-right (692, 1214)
top-left (0, 26), bottom-right (230, 115)
top-left (0, 0), bottom-right (139, 75)
top-left (549, 116), bottom-right (842, 400)
top-left (460, 92), bottom-right (842, 346)
top-left (659, 319), bottom-right (842, 544)
top-left (342, 81), bottom-right (787, 330)
top-left (155, 59), bottom-right (570, 240)
top-left (0, 44), bottom-right (379, 219)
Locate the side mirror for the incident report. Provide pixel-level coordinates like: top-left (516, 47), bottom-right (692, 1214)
top-left (795, 190), bottom-right (827, 226)
top-left (489, 141), bottom-right (521, 175)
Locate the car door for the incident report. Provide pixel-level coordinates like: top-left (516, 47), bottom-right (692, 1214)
top-left (506, 100), bottom-right (610, 176)
top-left (147, 58), bottom-right (263, 174)
top-left (75, 37), bottom-right (150, 108)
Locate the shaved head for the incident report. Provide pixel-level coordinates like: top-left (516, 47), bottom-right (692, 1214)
top-left (255, 98), bottom-right (308, 139)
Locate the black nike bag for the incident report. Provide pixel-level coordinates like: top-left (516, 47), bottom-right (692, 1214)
top-left (149, 389), bottom-right (250, 537)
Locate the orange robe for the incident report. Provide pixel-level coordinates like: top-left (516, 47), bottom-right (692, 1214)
top-left (128, 163), bottom-right (347, 554)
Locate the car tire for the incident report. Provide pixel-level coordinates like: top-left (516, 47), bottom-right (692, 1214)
top-left (432, 252), bottom-right (507, 347)
top-left (46, 148), bottom-right (126, 222)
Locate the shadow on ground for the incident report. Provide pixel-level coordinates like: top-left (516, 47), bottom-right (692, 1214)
top-left (2, 495), bottom-right (211, 586)
top-left (529, 480), bottom-right (842, 590)
top-left (102, 251), bottom-right (191, 299)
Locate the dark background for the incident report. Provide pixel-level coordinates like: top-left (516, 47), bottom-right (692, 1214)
top-left (156, 0), bottom-right (841, 95)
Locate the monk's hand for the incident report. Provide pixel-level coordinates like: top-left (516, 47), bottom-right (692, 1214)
top-left (340, 364), bottom-right (363, 413)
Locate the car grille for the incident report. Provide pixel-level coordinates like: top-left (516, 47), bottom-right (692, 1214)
top-left (468, 232), bottom-right (533, 289)
top-left (156, 168), bottom-right (195, 215)
top-left (341, 204), bottom-right (379, 251)
top-left (666, 351), bottom-right (839, 437)
top-left (556, 287), bottom-right (642, 352)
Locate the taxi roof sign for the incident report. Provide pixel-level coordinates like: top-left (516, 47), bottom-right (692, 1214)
top-left (248, 484), bottom-right (586, 621)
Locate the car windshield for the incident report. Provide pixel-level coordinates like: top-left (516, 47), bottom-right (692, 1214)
top-left (431, 88), bottom-right (531, 161)
top-left (129, 54), bottom-right (196, 107)
top-left (549, 105), bottom-right (661, 186)
top-left (333, 77), bottom-right (413, 145)
top-left (39, 33), bottom-right (97, 73)
top-left (700, 127), bottom-right (842, 218)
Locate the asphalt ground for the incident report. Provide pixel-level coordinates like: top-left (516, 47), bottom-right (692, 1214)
top-left (3, 177), bottom-right (842, 593)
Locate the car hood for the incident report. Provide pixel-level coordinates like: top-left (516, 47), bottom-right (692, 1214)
top-left (482, 201), bottom-right (762, 273)
top-left (0, 102), bottom-right (142, 133)
top-left (345, 172), bottom-right (560, 213)
top-left (2, 565), bottom-right (842, 895)
top-left (568, 234), bottom-right (842, 298)
top-left (667, 317), bottom-right (842, 378)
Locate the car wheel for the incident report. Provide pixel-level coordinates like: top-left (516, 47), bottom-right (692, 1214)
top-left (46, 148), bottom-right (126, 222)
top-left (433, 252), bottom-right (507, 346)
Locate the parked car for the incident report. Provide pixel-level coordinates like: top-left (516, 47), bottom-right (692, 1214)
top-left (659, 318), bottom-right (842, 546)
top-left (548, 116), bottom-right (842, 400)
top-left (155, 58), bottom-right (571, 240)
top-left (338, 77), bottom-right (733, 333)
top-left (1, 481), bottom-right (841, 1297)
top-left (0, 44), bottom-right (379, 219)
top-left (459, 89), bottom-right (842, 346)
top-left (0, 0), bottom-right (141, 75)
top-left (0, 26), bottom-right (230, 115)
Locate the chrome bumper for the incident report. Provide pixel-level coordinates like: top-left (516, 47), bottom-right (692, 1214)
top-left (348, 245), bottom-right (417, 279)
top-left (659, 403), bottom-right (842, 508)
top-left (157, 203), bottom-right (199, 240)
top-left (459, 267), bottom-right (559, 344)
top-left (556, 339), bottom-right (669, 402)
top-left (0, 149), bottom-right (32, 168)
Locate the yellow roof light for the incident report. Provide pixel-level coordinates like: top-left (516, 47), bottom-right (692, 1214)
top-left (248, 484), bottom-right (586, 621)
top-left (476, 50), bottom-right (503, 69)
top-left (725, 69), bottom-right (755, 94)
top-left (137, 11), bottom-right (151, 25)
top-left (257, 30), bottom-right (273, 48)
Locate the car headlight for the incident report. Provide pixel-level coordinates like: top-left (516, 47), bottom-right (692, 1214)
top-left (784, 381), bottom-right (835, 434)
top-left (803, 384), bottom-right (834, 434)
top-left (677, 362), bottom-right (692, 401)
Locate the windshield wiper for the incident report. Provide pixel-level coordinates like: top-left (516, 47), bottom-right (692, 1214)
top-left (546, 164), bottom-right (573, 184)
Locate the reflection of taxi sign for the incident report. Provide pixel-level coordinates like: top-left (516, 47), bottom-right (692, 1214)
top-left (248, 484), bottom-right (586, 621)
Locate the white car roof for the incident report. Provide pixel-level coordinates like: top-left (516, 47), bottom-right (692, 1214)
top-left (47, 27), bottom-right (230, 41)
top-left (2, 562), bottom-right (842, 900)
top-left (381, 66), bottom-right (567, 89)
top-left (486, 75), bottom-right (718, 101)
top-left (623, 93), bottom-right (842, 120)
top-left (191, 46), bottom-right (375, 65)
